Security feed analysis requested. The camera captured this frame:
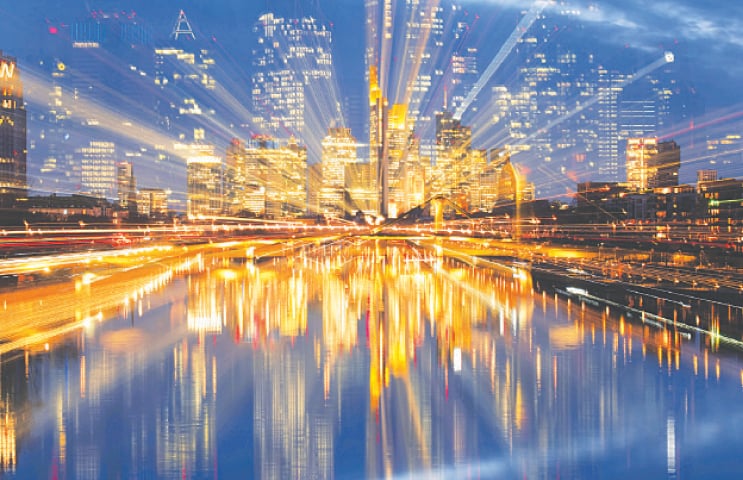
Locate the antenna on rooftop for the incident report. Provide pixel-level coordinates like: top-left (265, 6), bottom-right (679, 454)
top-left (172, 10), bottom-right (195, 40)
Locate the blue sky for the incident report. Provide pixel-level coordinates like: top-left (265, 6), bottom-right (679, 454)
top-left (1, 0), bottom-right (742, 195)
top-left (0, 0), bottom-right (737, 123)
top-left (1, 0), bottom-right (740, 109)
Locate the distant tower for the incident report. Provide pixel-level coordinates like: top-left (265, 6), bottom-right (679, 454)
top-left (155, 10), bottom-right (217, 144)
top-left (250, 13), bottom-right (334, 153)
top-left (172, 10), bottom-right (196, 40)
top-left (369, 65), bottom-right (386, 217)
top-left (116, 161), bottom-right (136, 209)
top-left (187, 153), bottom-right (223, 218)
top-left (79, 141), bottom-right (117, 199)
top-left (0, 52), bottom-right (26, 206)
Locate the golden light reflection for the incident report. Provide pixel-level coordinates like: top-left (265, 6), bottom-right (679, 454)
top-left (3, 234), bottom-right (742, 478)
top-left (0, 404), bottom-right (16, 473)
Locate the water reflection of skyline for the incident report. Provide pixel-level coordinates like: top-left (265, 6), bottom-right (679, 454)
top-left (2, 240), bottom-right (743, 477)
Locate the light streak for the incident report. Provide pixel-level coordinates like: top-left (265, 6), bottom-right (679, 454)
top-left (512, 52), bottom-right (675, 151)
top-left (454, 0), bottom-right (548, 120)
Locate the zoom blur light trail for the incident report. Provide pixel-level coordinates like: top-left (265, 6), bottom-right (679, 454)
top-left (453, 0), bottom-right (548, 121)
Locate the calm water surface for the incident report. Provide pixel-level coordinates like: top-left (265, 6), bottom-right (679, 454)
top-left (2, 240), bottom-right (743, 479)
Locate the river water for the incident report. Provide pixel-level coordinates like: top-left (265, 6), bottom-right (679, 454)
top-left (2, 239), bottom-right (743, 478)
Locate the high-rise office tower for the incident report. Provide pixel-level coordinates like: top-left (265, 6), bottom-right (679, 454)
top-left (79, 141), bottom-right (117, 199)
top-left (595, 67), bottom-right (627, 181)
top-left (619, 100), bottom-right (657, 140)
top-left (187, 152), bottom-right (223, 218)
top-left (224, 138), bottom-right (246, 216)
top-left (234, 136), bottom-right (308, 218)
top-left (0, 53), bottom-right (26, 206)
top-left (34, 59), bottom-right (78, 195)
top-left (137, 188), bottom-right (168, 218)
top-left (250, 13), bottom-right (334, 148)
top-left (385, 103), bottom-right (424, 217)
top-left (155, 10), bottom-right (217, 145)
top-left (116, 161), bottom-right (136, 209)
top-left (320, 127), bottom-right (357, 218)
top-left (368, 66), bottom-right (386, 216)
top-left (625, 138), bottom-right (680, 190)
top-left (77, 142), bottom-right (113, 200)
top-left (431, 111), bottom-right (471, 196)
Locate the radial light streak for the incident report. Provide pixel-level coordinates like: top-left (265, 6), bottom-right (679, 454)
top-left (394, 0), bottom-right (441, 110)
top-left (24, 68), bottom-right (193, 164)
top-left (513, 52), bottom-right (675, 151)
top-left (453, 0), bottom-right (548, 121)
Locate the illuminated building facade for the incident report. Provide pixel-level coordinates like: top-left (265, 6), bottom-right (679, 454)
top-left (234, 136), bottom-right (308, 218)
top-left (35, 60), bottom-right (76, 194)
top-left (320, 127), bottom-right (357, 218)
top-left (485, 11), bottom-right (680, 195)
top-left (494, 157), bottom-right (526, 206)
top-left (345, 162), bottom-right (378, 218)
top-left (154, 11), bottom-right (217, 140)
top-left (697, 169), bottom-right (718, 184)
top-left (0, 53), bottom-right (26, 206)
top-left (698, 177), bottom-right (743, 225)
top-left (137, 188), bottom-right (168, 218)
top-left (250, 13), bottom-right (333, 144)
top-left (368, 65), bottom-right (386, 216)
top-left (626, 138), bottom-right (680, 191)
top-left (704, 133), bottom-right (743, 171)
top-left (79, 141), bottom-right (117, 199)
top-left (116, 161), bottom-right (136, 209)
top-left (432, 111), bottom-right (471, 197)
top-left (224, 138), bottom-right (245, 216)
top-left (187, 153), bottom-right (223, 218)
top-left (595, 67), bottom-right (631, 181)
top-left (383, 103), bottom-right (425, 218)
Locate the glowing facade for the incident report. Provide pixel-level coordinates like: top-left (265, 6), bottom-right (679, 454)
top-left (116, 161), bottom-right (136, 209)
top-left (368, 65), bottom-right (386, 216)
top-left (0, 53), bottom-right (26, 206)
top-left (187, 153), bottom-right (223, 218)
top-left (320, 127), bottom-right (357, 218)
top-left (488, 13), bottom-right (679, 195)
top-left (136, 188), bottom-right (168, 217)
top-left (626, 138), bottom-right (680, 191)
top-left (154, 11), bottom-right (217, 138)
top-left (233, 136), bottom-right (308, 218)
top-left (251, 14), bottom-right (333, 144)
top-left (79, 141), bottom-right (117, 199)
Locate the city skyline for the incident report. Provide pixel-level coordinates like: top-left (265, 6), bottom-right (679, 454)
top-left (0, 1), bottom-right (742, 212)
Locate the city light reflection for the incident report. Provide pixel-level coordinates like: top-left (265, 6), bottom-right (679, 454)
top-left (1, 239), bottom-right (743, 477)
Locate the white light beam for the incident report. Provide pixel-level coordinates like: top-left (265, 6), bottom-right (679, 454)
top-left (453, 0), bottom-right (549, 120)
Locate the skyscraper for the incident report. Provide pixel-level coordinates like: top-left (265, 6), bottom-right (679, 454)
top-left (155, 10), bottom-right (217, 138)
top-left (625, 138), bottom-right (680, 191)
top-left (251, 13), bottom-right (334, 151)
top-left (232, 136), bottom-right (308, 218)
top-left (79, 141), bottom-right (116, 199)
top-left (187, 152), bottom-right (223, 218)
top-left (320, 127), bottom-right (357, 218)
top-left (116, 161), bottom-right (136, 210)
top-left (368, 65), bottom-right (386, 216)
top-left (0, 53), bottom-right (26, 206)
